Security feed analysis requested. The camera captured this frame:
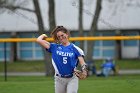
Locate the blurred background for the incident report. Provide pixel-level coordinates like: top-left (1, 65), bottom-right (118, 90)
top-left (0, 0), bottom-right (140, 76)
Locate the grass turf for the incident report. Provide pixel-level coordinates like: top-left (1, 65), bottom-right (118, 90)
top-left (0, 59), bottom-right (140, 72)
top-left (0, 75), bottom-right (140, 93)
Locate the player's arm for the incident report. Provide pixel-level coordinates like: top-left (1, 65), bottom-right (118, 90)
top-left (78, 56), bottom-right (87, 71)
top-left (36, 34), bottom-right (50, 49)
top-left (78, 56), bottom-right (86, 67)
top-left (75, 56), bottom-right (88, 79)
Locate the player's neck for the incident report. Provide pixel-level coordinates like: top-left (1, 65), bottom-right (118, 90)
top-left (62, 41), bottom-right (70, 46)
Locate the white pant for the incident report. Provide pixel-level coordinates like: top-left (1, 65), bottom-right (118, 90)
top-left (54, 75), bottom-right (79, 93)
top-left (103, 67), bottom-right (112, 77)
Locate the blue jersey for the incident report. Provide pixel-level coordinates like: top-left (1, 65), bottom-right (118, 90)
top-left (102, 61), bottom-right (115, 69)
top-left (46, 43), bottom-right (84, 76)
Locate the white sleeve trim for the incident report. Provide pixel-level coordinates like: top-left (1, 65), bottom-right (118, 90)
top-left (73, 44), bottom-right (85, 56)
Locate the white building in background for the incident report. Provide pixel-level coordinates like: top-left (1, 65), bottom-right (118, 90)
top-left (0, 0), bottom-right (140, 61)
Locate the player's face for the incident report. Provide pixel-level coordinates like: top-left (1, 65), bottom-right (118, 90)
top-left (57, 31), bottom-right (69, 44)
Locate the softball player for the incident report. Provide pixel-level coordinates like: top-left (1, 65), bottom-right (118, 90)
top-left (37, 26), bottom-right (87, 93)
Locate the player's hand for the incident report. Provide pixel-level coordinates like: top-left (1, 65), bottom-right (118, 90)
top-left (42, 34), bottom-right (48, 37)
top-left (74, 69), bottom-right (87, 79)
top-left (42, 34), bottom-right (48, 40)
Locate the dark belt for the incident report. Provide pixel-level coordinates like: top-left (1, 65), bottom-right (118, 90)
top-left (56, 74), bottom-right (73, 78)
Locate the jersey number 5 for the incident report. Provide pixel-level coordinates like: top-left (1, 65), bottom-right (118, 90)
top-left (63, 57), bottom-right (67, 64)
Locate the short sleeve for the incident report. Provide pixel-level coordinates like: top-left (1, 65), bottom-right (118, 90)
top-left (72, 44), bottom-right (85, 57)
top-left (46, 43), bottom-right (56, 53)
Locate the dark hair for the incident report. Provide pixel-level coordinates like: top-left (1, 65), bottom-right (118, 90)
top-left (51, 26), bottom-right (70, 42)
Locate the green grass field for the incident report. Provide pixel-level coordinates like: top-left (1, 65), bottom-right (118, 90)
top-left (0, 75), bottom-right (140, 93)
top-left (0, 59), bottom-right (140, 72)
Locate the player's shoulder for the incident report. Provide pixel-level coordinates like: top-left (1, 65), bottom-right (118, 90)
top-left (50, 43), bottom-right (61, 48)
top-left (71, 43), bottom-right (84, 55)
top-left (71, 43), bottom-right (82, 50)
